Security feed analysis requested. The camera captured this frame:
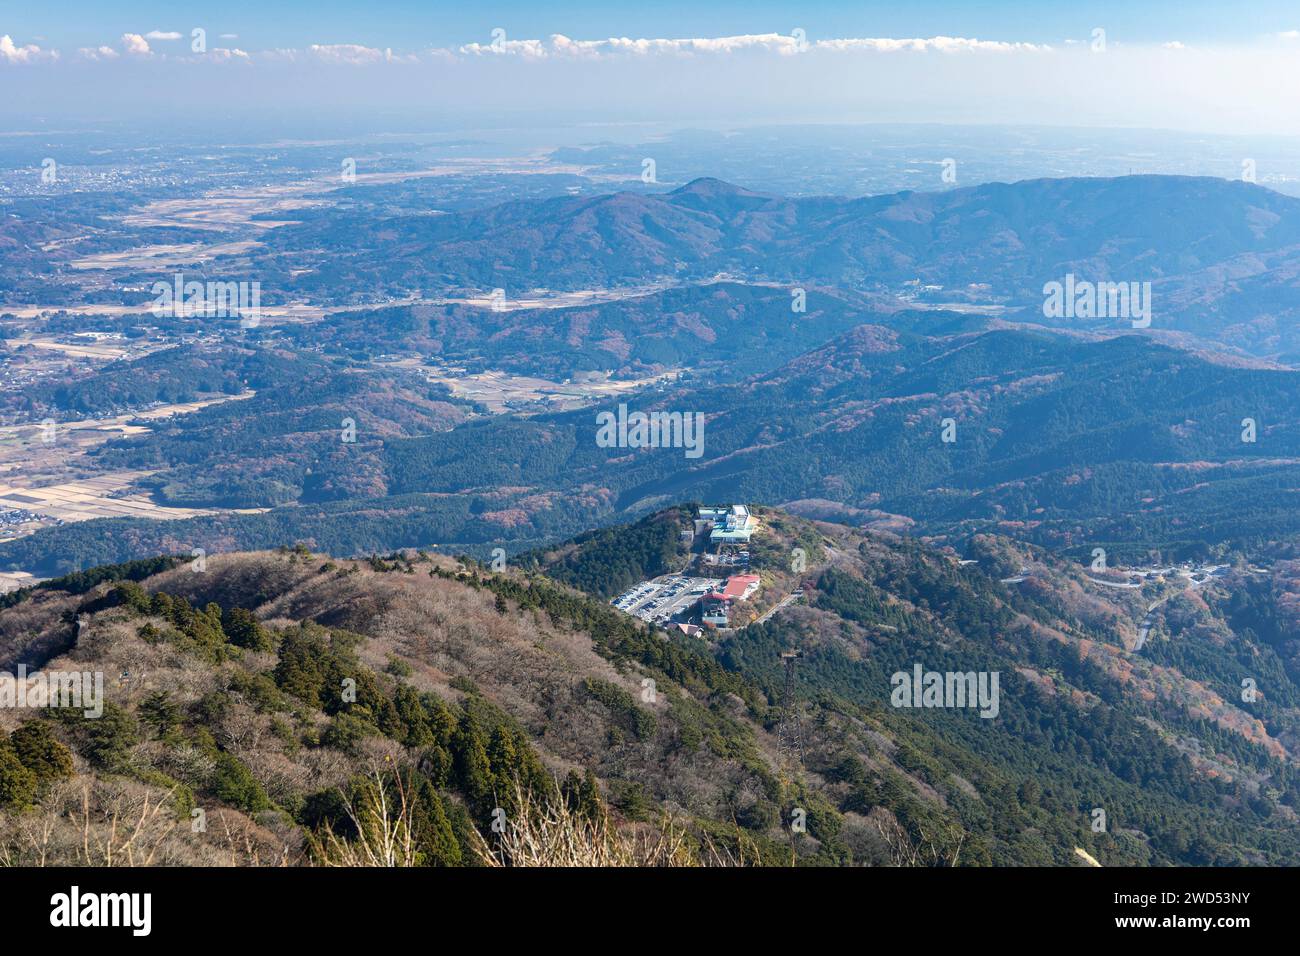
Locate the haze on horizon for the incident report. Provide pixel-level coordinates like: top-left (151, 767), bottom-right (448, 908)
top-left (2, 1), bottom-right (1300, 138)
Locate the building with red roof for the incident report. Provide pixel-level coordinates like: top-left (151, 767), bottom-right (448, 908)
top-left (699, 574), bottom-right (761, 627)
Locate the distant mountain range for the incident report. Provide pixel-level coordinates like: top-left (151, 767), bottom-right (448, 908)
top-left (262, 174), bottom-right (1300, 358)
top-left (5, 174), bottom-right (1300, 578)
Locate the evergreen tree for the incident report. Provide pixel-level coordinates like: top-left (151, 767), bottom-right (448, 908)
top-left (222, 607), bottom-right (272, 651)
top-left (139, 691), bottom-right (182, 741)
top-left (0, 741), bottom-right (38, 808)
top-left (9, 721), bottom-right (74, 784)
top-left (408, 771), bottom-right (462, 867)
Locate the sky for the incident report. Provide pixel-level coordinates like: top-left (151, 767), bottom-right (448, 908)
top-left (1, 1), bottom-right (1298, 136)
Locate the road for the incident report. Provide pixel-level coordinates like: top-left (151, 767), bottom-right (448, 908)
top-left (1085, 576), bottom-right (1142, 589)
top-left (750, 590), bottom-right (803, 626)
top-left (1134, 598), bottom-right (1164, 651)
top-left (1087, 566), bottom-right (1228, 652)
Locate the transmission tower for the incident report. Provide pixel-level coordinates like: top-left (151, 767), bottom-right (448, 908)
top-left (776, 650), bottom-right (804, 765)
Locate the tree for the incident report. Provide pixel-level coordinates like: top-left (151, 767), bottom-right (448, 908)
top-left (222, 607), bottom-right (272, 651)
top-left (322, 712), bottom-right (377, 755)
top-left (393, 684), bottom-right (433, 747)
top-left (210, 752), bottom-right (270, 813)
top-left (409, 772), bottom-right (462, 866)
top-left (9, 721), bottom-right (73, 784)
top-left (80, 703), bottom-right (139, 770)
top-left (274, 627), bottom-right (329, 704)
top-left (0, 743), bottom-right (38, 809)
top-left (453, 712), bottom-right (494, 815)
top-left (562, 769), bottom-right (604, 823)
top-left (139, 691), bottom-right (182, 741)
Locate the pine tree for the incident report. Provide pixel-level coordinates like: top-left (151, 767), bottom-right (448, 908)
top-left (0, 741), bottom-right (39, 807)
top-left (408, 772), bottom-right (462, 866)
top-left (222, 607), bottom-right (272, 651)
top-left (139, 691), bottom-right (182, 741)
top-left (453, 712), bottom-right (493, 815)
top-left (9, 721), bottom-right (74, 784)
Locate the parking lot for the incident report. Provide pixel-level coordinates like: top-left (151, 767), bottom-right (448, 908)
top-left (612, 573), bottom-right (719, 626)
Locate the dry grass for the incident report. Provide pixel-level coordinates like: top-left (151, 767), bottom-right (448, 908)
top-left (0, 779), bottom-right (290, 867)
top-left (470, 778), bottom-right (746, 868)
top-left (307, 773), bottom-right (750, 868)
top-left (307, 769), bottom-right (420, 867)
top-left (871, 808), bottom-right (964, 867)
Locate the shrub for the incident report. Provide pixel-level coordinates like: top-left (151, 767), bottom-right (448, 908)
top-left (210, 752), bottom-right (270, 813)
top-left (80, 703), bottom-right (139, 770)
top-left (9, 721), bottom-right (74, 784)
top-left (222, 607), bottom-right (273, 651)
top-left (0, 744), bottom-right (38, 809)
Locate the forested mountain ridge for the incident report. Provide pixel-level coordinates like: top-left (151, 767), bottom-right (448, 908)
top-left (524, 505), bottom-right (1300, 864)
top-left (3, 509), bottom-right (1299, 866)
top-left (7, 322), bottom-right (1300, 576)
top-left (252, 174), bottom-right (1300, 356)
top-left (303, 282), bottom-right (891, 382)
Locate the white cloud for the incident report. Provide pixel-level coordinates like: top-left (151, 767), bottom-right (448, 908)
top-left (459, 37), bottom-right (548, 57)
top-left (555, 32), bottom-right (803, 56)
top-left (208, 47), bottom-right (250, 61)
top-left (815, 35), bottom-right (1050, 53)
top-left (1163, 41), bottom-right (1187, 50)
top-left (219, 34), bottom-right (239, 40)
top-left (144, 30), bottom-right (182, 41)
top-left (458, 32), bottom-right (1050, 59)
top-left (77, 45), bottom-right (119, 60)
top-left (0, 34), bottom-right (54, 63)
top-left (121, 33), bottom-right (151, 56)
top-left (308, 43), bottom-right (414, 64)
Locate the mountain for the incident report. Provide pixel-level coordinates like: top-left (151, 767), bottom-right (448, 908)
top-left (254, 175), bottom-right (1300, 357)
top-left (3, 509), bottom-right (1299, 866)
top-left (8, 322), bottom-right (1300, 577)
top-left (63, 346), bottom-right (474, 509)
top-left (0, 548), bottom-right (790, 865)
top-left (308, 282), bottom-right (890, 382)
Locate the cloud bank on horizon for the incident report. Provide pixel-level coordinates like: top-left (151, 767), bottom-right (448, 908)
top-left (2, 25), bottom-right (1299, 135)
top-left (9, 27), bottom-right (1298, 63)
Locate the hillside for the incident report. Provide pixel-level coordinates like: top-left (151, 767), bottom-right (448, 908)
top-left (8, 322), bottom-right (1300, 577)
top-left (305, 282), bottom-right (891, 382)
top-left (0, 547), bottom-right (796, 865)
top-left (3, 510), bottom-right (1299, 866)
top-left (525, 506), bottom-right (1300, 864)
top-left (253, 175), bottom-right (1300, 357)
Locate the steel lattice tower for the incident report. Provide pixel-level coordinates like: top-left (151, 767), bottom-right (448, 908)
top-left (776, 650), bottom-right (804, 765)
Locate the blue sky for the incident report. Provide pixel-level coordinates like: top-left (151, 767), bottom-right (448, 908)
top-left (2, 2), bottom-right (1298, 135)
top-left (6, 0), bottom-right (1298, 49)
